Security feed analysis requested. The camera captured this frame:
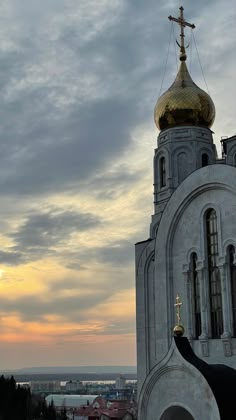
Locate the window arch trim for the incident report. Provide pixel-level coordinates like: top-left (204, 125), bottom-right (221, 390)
top-left (200, 203), bottom-right (223, 261)
top-left (159, 156), bottom-right (166, 188)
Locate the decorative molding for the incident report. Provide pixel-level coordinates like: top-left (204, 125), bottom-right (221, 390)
top-left (222, 336), bottom-right (232, 357)
top-left (196, 260), bottom-right (205, 271)
top-left (218, 256), bottom-right (226, 266)
top-left (222, 238), bottom-right (236, 256)
top-left (182, 263), bottom-right (189, 274)
top-left (140, 363), bottom-right (191, 419)
top-left (199, 337), bottom-right (209, 357)
top-left (184, 247), bottom-right (201, 266)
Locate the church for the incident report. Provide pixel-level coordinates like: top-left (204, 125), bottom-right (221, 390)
top-left (135, 7), bottom-right (236, 420)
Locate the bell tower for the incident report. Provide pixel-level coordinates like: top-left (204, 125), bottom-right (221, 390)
top-left (150, 7), bottom-right (217, 237)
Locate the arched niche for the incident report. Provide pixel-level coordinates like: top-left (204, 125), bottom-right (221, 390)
top-left (160, 406), bottom-right (194, 420)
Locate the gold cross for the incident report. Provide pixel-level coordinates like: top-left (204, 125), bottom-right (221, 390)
top-left (168, 6), bottom-right (195, 61)
top-left (174, 295), bottom-right (182, 325)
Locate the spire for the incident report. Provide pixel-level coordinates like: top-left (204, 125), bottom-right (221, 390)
top-left (168, 6), bottom-right (195, 61)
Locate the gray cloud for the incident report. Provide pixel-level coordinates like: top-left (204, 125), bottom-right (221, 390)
top-left (1, 208), bottom-right (101, 265)
top-left (0, 204), bottom-right (137, 270)
top-left (90, 240), bottom-right (134, 265)
top-left (56, 318), bottom-right (136, 337)
top-left (0, 290), bottom-right (135, 335)
top-left (0, 250), bottom-right (23, 266)
top-left (0, 291), bottom-right (110, 323)
top-left (78, 165), bottom-right (144, 201)
top-left (64, 239), bottom-right (135, 271)
top-left (0, 0), bottom-right (229, 270)
top-left (11, 209), bottom-right (101, 246)
top-left (0, 1), bottom-right (144, 197)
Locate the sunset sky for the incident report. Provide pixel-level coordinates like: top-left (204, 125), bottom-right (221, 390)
top-left (0, 0), bottom-right (235, 369)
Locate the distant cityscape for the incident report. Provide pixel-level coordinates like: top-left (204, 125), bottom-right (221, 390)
top-left (3, 367), bottom-right (138, 419)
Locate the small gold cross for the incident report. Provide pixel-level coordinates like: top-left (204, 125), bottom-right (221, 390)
top-left (174, 294), bottom-right (182, 326)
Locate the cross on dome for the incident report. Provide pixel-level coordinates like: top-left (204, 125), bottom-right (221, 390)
top-left (168, 6), bottom-right (195, 61)
top-left (154, 7), bottom-right (215, 131)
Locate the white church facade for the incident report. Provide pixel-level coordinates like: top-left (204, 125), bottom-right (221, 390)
top-left (135, 7), bottom-right (236, 420)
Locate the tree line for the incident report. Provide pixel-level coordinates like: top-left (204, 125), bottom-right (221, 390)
top-left (0, 375), bottom-right (67, 420)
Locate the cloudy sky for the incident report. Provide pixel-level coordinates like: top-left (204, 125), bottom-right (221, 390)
top-left (0, 0), bottom-right (235, 369)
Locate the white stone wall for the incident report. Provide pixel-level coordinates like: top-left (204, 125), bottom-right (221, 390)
top-left (136, 163), bottom-right (236, 396)
top-left (138, 340), bottom-right (220, 420)
top-left (154, 164), bottom-right (236, 363)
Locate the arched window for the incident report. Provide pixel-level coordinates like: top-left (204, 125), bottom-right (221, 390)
top-left (206, 209), bottom-right (223, 338)
top-left (160, 157), bottom-right (166, 188)
top-left (190, 253), bottom-right (201, 338)
top-left (228, 245), bottom-right (236, 336)
top-left (202, 153), bottom-right (209, 167)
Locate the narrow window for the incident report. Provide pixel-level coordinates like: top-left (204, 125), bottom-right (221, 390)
top-left (229, 245), bottom-right (236, 336)
top-left (202, 153), bottom-right (209, 167)
top-left (191, 253), bottom-right (201, 338)
top-left (160, 157), bottom-right (166, 188)
top-left (206, 209), bottom-right (223, 338)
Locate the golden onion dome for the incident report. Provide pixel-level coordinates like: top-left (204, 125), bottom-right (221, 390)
top-left (154, 61), bottom-right (215, 131)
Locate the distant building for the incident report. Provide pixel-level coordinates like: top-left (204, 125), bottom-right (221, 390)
top-left (115, 376), bottom-right (126, 390)
top-left (30, 380), bottom-right (61, 393)
top-left (103, 389), bottom-right (134, 402)
top-left (68, 398), bottom-right (137, 420)
top-left (46, 394), bottom-right (98, 410)
top-left (47, 395), bottom-right (137, 420)
top-left (65, 380), bottom-right (83, 393)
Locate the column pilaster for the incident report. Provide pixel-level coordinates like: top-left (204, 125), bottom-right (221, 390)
top-left (197, 261), bottom-right (209, 357)
top-left (183, 265), bottom-right (193, 341)
top-left (218, 260), bottom-right (232, 356)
